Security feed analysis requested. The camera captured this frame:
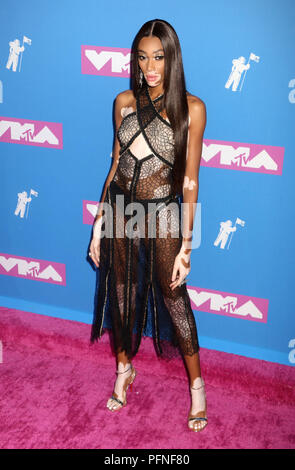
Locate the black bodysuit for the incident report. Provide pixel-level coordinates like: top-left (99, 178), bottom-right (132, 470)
top-left (90, 83), bottom-right (200, 360)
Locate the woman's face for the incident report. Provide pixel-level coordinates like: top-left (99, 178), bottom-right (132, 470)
top-left (137, 35), bottom-right (165, 90)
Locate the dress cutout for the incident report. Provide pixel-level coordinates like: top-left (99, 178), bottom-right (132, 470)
top-left (90, 83), bottom-right (200, 360)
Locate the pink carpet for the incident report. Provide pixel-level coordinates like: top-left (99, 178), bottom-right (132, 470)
top-left (0, 306), bottom-right (294, 449)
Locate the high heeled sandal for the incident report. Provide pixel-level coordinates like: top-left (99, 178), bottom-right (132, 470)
top-left (107, 364), bottom-right (137, 412)
top-left (188, 379), bottom-right (208, 432)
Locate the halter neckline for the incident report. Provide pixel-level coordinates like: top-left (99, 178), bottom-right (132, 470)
top-left (146, 85), bottom-right (164, 102)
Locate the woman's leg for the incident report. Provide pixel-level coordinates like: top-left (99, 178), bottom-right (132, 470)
top-left (117, 350), bottom-right (130, 367)
top-left (106, 350), bottom-right (133, 411)
top-left (183, 351), bottom-right (202, 386)
top-left (152, 218), bottom-right (207, 430)
top-left (106, 229), bottom-right (135, 410)
top-left (183, 351), bottom-right (207, 431)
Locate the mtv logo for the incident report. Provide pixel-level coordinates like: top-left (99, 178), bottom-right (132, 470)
top-left (81, 45), bottom-right (131, 77)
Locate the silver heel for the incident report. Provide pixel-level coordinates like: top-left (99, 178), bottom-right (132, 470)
top-left (188, 378), bottom-right (208, 432)
top-left (107, 364), bottom-right (137, 412)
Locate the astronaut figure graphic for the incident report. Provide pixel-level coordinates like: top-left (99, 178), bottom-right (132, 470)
top-left (214, 220), bottom-right (237, 249)
top-left (6, 39), bottom-right (25, 72)
top-left (14, 191), bottom-right (31, 218)
top-left (225, 56), bottom-right (250, 92)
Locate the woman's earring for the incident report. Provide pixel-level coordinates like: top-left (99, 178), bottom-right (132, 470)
top-left (139, 69), bottom-right (143, 87)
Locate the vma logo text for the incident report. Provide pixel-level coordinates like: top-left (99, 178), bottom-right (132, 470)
top-left (81, 46), bottom-right (130, 77)
top-left (202, 139), bottom-right (284, 175)
top-left (0, 253), bottom-right (66, 285)
top-left (0, 116), bottom-right (63, 148)
top-left (188, 286), bottom-right (268, 323)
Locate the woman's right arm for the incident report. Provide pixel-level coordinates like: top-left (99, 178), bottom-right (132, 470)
top-left (92, 92), bottom-right (125, 240)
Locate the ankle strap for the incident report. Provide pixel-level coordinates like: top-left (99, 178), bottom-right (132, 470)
top-left (116, 364), bottom-right (132, 374)
top-left (190, 379), bottom-right (205, 390)
top-left (191, 384), bottom-right (204, 390)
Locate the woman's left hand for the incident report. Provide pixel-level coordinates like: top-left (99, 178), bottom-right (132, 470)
top-left (170, 248), bottom-right (191, 291)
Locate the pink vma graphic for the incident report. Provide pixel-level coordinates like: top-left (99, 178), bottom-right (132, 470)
top-left (81, 45), bottom-right (130, 77)
top-left (0, 253), bottom-right (66, 285)
top-left (83, 200), bottom-right (99, 225)
top-left (187, 285), bottom-right (268, 323)
top-left (202, 139), bottom-right (284, 175)
top-left (0, 116), bottom-right (63, 148)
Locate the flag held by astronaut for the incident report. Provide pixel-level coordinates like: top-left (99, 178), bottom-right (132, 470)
top-left (23, 36), bottom-right (32, 45)
top-left (236, 217), bottom-right (245, 226)
top-left (250, 52), bottom-right (260, 62)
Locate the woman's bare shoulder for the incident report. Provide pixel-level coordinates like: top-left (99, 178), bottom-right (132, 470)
top-left (186, 92), bottom-right (206, 127)
top-left (116, 89), bottom-right (136, 107)
top-left (186, 91), bottom-right (206, 109)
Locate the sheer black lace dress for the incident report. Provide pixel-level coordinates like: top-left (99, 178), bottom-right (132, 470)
top-left (90, 83), bottom-right (200, 361)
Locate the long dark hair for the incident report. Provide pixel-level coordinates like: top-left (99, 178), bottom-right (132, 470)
top-left (130, 19), bottom-right (189, 198)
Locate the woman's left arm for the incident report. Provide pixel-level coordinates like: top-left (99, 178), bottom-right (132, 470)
top-left (170, 98), bottom-right (207, 291)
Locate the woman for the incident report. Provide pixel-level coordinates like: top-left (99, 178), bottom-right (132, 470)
top-left (89, 19), bottom-right (207, 432)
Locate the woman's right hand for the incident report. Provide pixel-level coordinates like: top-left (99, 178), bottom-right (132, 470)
top-left (89, 236), bottom-right (100, 268)
top-left (89, 216), bottom-right (103, 268)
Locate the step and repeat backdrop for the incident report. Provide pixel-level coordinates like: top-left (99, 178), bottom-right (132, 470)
top-left (0, 0), bottom-right (294, 366)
